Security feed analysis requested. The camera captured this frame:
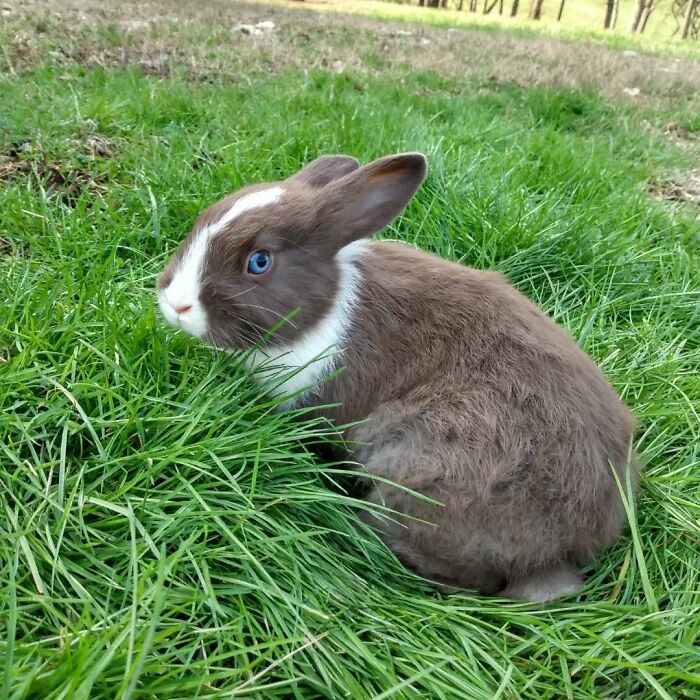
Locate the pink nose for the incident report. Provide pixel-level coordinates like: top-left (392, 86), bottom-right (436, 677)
top-left (174, 304), bottom-right (192, 315)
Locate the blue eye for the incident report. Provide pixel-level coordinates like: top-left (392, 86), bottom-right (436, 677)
top-left (247, 250), bottom-right (272, 275)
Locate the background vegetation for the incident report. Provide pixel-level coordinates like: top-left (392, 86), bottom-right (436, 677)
top-left (372, 0), bottom-right (700, 40)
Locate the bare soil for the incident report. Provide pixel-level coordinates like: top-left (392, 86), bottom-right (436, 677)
top-left (0, 133), bottom-right (117, 204)
top-left (649, 169), bottom-right (700, 209)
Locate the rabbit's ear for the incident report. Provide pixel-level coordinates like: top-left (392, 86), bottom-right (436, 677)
top-left (318, 153), bottom-right (427, 247)
top-left (288, 155), bottom-right (360, 188)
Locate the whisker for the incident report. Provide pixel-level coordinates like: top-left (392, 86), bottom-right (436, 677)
top-left (234, 303), bottom-right (299, 329)
top-left (208, 282), bottom-right (259, 300)
top-left (227, 316), bottom-right (271, 347)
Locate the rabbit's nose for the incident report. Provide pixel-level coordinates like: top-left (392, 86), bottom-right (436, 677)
top-left (174, 304), bottom-right (192, 315)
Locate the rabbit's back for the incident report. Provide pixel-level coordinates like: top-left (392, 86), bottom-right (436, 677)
top-left (324, 241), bottom-right (636, 584)
top-left (332, 240), bottom-right (634, 444)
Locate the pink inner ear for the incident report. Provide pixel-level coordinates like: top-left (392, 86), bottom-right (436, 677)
top-left (320, 153), bottom-right (427, 246)
top-left (354, 164), bottom-right (424, 217)
top-left (361, 182), bottom-right (396, 211)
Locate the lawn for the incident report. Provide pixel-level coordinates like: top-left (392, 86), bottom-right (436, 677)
top-left (1, 0), bottom-right (699, 698)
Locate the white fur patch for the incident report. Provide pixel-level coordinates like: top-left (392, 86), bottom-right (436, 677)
top-left (159, 186), bottom-right (284, 337)
top-left (248, 239), bottom-right (368, 407)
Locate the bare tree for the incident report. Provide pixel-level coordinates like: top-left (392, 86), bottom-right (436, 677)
top-left (629, 0), bottom-right (655, 30)
top-left (639, 0), bottom-right (656, 30)
top-left (630, 0), bottom-right (644, 28)
top-left (630, 0), bottom-right (658, 31)
top-left (604, 0), bottom-right (617, 27)
top-left (530, 0), bottom-right (545, 18)
top-left (511, 0), bottom-right (520, 14)
top-left (557, 0), bottom-right (566, 19)
top-left (681, 0), bottom-right (699, 36)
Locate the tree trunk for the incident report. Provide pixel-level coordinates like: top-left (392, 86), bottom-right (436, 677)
top-left (484, 0), bottom-right (500, 12)
top-left (511, 0), bottom-right (520, 14)
top-left (630, 0), bottom-right (645, 29)
top-left (530, 0), bottom-right (545, 18)
top-left (458, 0), bottom-right (465, 9)
top-left (604, 0), bottom-right (616, 27)
top-left (557, 0), bottom-right (566, 20)
top-left (682, 0), bottom-right (696, 36)
top-left (441, 0), bottom-right (448, 7)
top-left (639, 2), bottom-right (654, 30)
top-left (612, 0), bottom-right (619, 26)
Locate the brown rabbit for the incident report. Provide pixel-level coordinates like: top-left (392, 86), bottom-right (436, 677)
top-left (157, 153), bottom-right (637, 602)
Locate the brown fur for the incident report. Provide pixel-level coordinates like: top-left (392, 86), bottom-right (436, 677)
top-left (320, 241), bottom-right (637, 595)
top-left (158, 157), bottom-right (367, 348)
top-left (158, 153), bottom-right (638, 601)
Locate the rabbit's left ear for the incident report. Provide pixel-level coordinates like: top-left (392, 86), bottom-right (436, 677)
top-left (317, 153), bottom-right (427, 248)
top-left (287, 155), bottom-right (360, 189)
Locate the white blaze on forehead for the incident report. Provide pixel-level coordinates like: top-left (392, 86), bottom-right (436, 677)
top-left (159, 186), bottom-right (284, 337)
top-left (210, 186), bottom-right (285, 238)
top-left (175, 185), bottom-right (284, 291)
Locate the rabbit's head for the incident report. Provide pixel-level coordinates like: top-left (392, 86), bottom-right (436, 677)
top-left (157, 153), bottom-right (427, 349)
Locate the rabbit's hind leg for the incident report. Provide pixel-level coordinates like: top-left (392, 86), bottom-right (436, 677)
top-left (500, 562), bottom-right (583, 603)
top-left (358, 484), bottom-right (505, 596)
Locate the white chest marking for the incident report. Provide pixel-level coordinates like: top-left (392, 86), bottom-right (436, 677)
top-left (248, 239), bottom-right (368, 407)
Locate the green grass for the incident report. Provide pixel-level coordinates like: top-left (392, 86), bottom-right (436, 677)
top-left (1, 58), bottom-right (699, 698)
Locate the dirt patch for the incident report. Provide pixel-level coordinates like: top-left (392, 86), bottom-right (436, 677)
top-left (649, 169), bottom-right (700, 209)
top-left (1, 133), bottom-right (120, 161)
top-left (0, 236), bottom-right (29, 260)
top-left (51, 42), bottom-right (190, 77)
top-left (0, 134), bottom-right (118, 204)
top-left (663, 123), bottom-right (698, 149)
top-left (71, 133), bottom-right (120, 158)
top-left (0, 157), bottom-right (108, 204)
top-left (1, 237), bottom-right (16, 257)
top-left (1, 0), bottom-right (699, 109)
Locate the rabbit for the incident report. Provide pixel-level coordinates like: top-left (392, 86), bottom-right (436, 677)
top-left (157, 152), bottom-right (638, 602)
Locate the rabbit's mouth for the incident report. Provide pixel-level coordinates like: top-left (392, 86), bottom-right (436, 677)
top-left (157, 289), bottom-right (209, 339)
top-left (203, 317), bottom-right (271, 353)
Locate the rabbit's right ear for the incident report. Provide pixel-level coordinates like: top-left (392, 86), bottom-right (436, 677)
top-left (318, 153), bottom-right (427, 248)
top-left (288, 155), bottom-right (360, 189)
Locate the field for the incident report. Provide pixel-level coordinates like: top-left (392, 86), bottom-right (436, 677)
top-left (262, 0), bottom-right (700, 55)
top-left (1, 0), bottom-right (699, 698)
